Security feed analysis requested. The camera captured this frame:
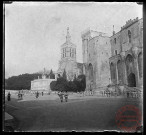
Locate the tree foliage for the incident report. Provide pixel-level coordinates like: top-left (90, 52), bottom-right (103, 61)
top-left (50, 74), bottom-right (86, 92)
top-left (5, 73), bottom-right (42, 90)
top-left (49, 69), bottom-right (55, 79)
top-left (62, 69), bottom-right (67, 80)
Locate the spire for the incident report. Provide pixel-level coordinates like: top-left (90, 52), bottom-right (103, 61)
top-left (42, 67), bottom-right (46, 79)
top-left (62, 69), bottom-right (67, 80)
top-left (66, 27), bottom-right (71, 42)
top-left (43, 68), bottom-right (46, 75)
top-left (113, 25), bottom-right (115, 35)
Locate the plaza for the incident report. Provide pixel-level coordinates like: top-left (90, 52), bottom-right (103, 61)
top-left (5, 93), bottom-right (142, 132)
top-left (4, 2), bottom-right (143, 132)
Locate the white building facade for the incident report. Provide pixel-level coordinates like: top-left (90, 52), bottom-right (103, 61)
top-left (31, 69), bottom-right (57, 92)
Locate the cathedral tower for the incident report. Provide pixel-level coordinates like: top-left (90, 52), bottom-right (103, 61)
top-left (61, 27), bottom-right (76, 61)
top-left (58, 27), bottom-right (78, 81)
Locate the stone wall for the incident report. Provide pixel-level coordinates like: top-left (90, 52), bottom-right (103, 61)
top-left (82, 30), bottom-right (111, 91)
top-left (109, 18), bottom-right (143, 87)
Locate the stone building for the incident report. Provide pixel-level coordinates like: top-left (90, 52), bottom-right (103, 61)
top-left (58, 27), bottom-right (84, 81)
top-left (109, 17), bottom-right (143, 88)
top-left (31, 68), bottom-right (57, 92)
top-left (81, 29), bottom-right (111, 91)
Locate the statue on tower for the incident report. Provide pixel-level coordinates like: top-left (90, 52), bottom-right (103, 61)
top-left (42, 68), bottom-right (46, 79)
top-left (66, 27), bottom-right (71, 42)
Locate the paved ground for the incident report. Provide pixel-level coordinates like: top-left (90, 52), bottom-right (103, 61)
top-left (4, 93), bottom-right (143, 132)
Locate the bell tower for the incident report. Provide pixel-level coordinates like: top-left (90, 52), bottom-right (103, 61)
top-left (61, 27), bottom-right (76, 61)
top-left (58, 27), bottom-right (78, 80)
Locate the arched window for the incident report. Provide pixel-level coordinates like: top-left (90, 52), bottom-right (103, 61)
top-left (114, 38), bottom-right (116, 44)
top-left (110, 63), bottom-right (116, 82)
top-left (117, 60), bottom-right (122, 83)
top-left (128, 30), bottom-right (131, 43)
top-left (88, 63), bottom-right (93, 81)
top-left (125, 54), bottom-right (136, 87)
top-left (125, 54), bottom-right (134, 76)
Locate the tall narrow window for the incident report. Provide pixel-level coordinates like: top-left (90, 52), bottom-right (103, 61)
top-left (114, 38), bottom-right (116, 44)
top-left (128, 30), bottom-right (131, 43)
top-left (115, 50), bottom-right (117, 55)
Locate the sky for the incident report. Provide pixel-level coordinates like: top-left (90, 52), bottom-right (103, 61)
top-left (4, 2), bottom-right (142, 78)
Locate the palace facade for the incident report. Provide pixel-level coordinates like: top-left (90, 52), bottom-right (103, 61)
top-left (109, 17), bottom-right (143, 88)
top-left (81, 17), bottom-right (143, 92)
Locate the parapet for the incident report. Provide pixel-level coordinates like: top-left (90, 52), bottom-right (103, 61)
top-left (121, 17), bottom-right (139, 30)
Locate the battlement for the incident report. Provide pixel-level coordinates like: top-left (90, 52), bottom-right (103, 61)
top-left (121, 17), bottom-right (139, 30)
top-left (81, 28), bottom-right (108, 39)
top-left (81, 27), bottom-right (91, 38)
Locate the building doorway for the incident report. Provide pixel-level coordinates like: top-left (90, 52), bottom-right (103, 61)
top-left (128, 73), bottom-right (136, 87)
top-left (88, 63), bottom-right (93, 81)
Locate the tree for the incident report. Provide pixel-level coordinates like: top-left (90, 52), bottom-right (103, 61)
top-left (50, 76), bottom-right (69, 92)
top-left (5, 73), bottom-right (42, 90)
top-left (62, 69), bottom-right (67, 80)
top-left (49, 69), bottom-right (55, 79)
top-left (50, 74), bottom-right (86, 93)
top-left (68, 81), bottom-right (78, 92)
top-left (50, 81), bottom-right (57, 91)
top-left (74, 74), bottom-right (86, 92)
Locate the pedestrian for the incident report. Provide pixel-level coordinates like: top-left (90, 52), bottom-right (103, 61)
top-left (7, 92), bottom-right (11, 101)
top-left (36, 91), bottom-right (39, 98)
top-left (59, 91), bottom-right (64, 102)
top-left (18, 91), bottom-right (20, 100)
top-left (64, 91), bottom-right (68, 102)
top-left (21, 93), bottom-right (23, 100)
top-left (42, 92), bottom-right (43, 96)
top-left (109, 91), bottom-right (111, 97)
top-left (127, 91), bottom-right (129, 98)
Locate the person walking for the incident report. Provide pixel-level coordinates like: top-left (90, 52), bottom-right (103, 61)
top-left (7, 92), bottom-right (11, 101)
top-left (58, 91), bottom-right (63, 102)
top-left (36, 91), bottom-right (39, 98)
top-left (18, 91), bottom-right (21, 100)
top-left (60, 91), bottom-right (64, 102)
top-left (127, 91), bottom-right (129, 98)
top-left (64, 91), bottom-right (68, 102)
top-left (109, 91), bottom-right (111, 97)
top-left (21, 93), bottom-right (23, 100)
